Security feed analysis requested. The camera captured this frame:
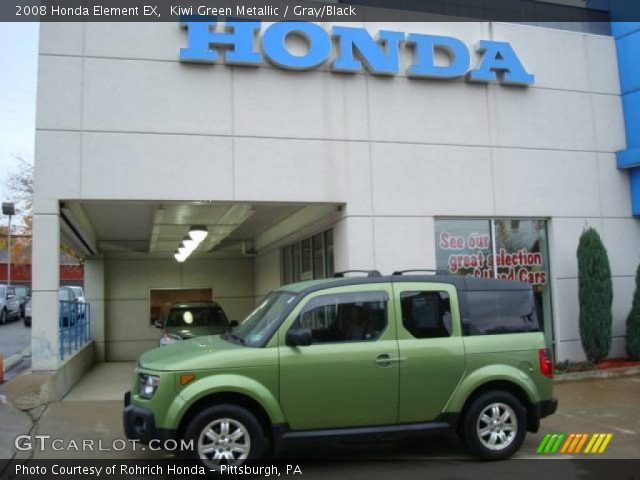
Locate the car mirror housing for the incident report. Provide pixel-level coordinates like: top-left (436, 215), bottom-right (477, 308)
top-left (229, 320), bottom-right (239, 328)
top-left (285, 328), bottom-right (313, 347)
top-left (154, 320), bottom-right (164, 329)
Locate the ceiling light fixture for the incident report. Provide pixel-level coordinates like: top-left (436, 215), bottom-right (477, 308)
top-left (189, 225), bottom-right (208, 243)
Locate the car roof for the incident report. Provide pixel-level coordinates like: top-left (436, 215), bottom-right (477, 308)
top-left (277, 274), bottom-right (531, 296)
top-left (171, 301), bottom-right (222, 308)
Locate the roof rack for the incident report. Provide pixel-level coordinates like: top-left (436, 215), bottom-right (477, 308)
top-left (333, 270), bottom-right (382, 278)
top-left (392, 269), bottom-right (450, 276)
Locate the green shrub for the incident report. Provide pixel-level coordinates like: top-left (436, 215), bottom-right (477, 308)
top-left (626, 263), bottom-right (640, 360)
top-left (577, 228), bottom-right (613, 363)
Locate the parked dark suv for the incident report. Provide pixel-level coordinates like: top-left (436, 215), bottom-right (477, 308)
top-left (155, 301), bottom-right (232, 347)
top-left (13, 285), bottom-right (31, 320)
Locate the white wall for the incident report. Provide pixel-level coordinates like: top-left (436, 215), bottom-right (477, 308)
top-left (34, 21), bottom-right (640, 364)
top-left (102, 257), bottom-right (254, 361)
top-left (254, 250), bottom-right (281, 302)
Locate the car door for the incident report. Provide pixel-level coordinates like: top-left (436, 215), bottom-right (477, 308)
top-left (6, 287), bottom-right (20, 317)
top-left (278, 283), bottom-right (400, 430)
top-left (393, 282), bottom-right (466, 423)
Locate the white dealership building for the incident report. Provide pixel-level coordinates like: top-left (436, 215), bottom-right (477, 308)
top-left (31, 12), bottom-right (640, 391)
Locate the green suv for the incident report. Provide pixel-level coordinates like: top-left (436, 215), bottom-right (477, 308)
top-left (124, 271), bottom-right (557, 466)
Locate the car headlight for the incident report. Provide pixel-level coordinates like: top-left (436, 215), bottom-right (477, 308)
top-left (139, 374), bottom-right (160, 399)
top-left (159, 333), bottom-right (182, 347)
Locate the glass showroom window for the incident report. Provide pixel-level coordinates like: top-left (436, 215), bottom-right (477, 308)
top-left (282, 229), bottom-right (334, 284)
top-left (434, 219), bottom-right (553, 348)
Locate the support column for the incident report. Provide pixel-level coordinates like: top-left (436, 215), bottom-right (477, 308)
top-left (333, 216), bottom-right (375, 272)
top-left (31, 213), bottom-right (61, 371)
top-left (84, 258), bottom-right (106, 362)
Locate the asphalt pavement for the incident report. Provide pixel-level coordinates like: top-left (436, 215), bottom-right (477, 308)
top-left (0, 370), bottom-right (638, 479)
top-left (0, 319), bottom-right (30, 380)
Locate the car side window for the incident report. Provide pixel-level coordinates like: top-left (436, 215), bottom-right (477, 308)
top-left (463, 290), bottom-right (539, 335)
top-left (400, 291), bottom-right (452, 339)
top-left (292, 291), bottom-right (388, 344)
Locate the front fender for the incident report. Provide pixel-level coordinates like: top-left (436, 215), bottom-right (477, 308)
top-left (445, 364), bottom-right (540, 413)
top-left (163, 373), bottom-right (286, 430)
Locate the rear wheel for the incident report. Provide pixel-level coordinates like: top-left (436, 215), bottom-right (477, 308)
top-left (461, 391), bottom-right (526, 460)
top-left (183, 404), bottom-right (266, 468)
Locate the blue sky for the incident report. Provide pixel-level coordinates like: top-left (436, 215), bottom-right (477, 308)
top-left (0, 23), bottom-right (39, 215)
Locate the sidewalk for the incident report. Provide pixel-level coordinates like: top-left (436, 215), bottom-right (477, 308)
top-left (0, 395), bottom-right (32, 460)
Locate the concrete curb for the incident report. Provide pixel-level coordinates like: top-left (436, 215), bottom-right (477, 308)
top-left (555, 365), bottom-right (640, 383)
top-left (2, 346), bottom-right (31, 373)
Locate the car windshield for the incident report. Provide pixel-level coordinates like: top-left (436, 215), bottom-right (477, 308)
top-left (58, 289), bottom-right (72, 301)
top-left (165, 306), bottom-right (228, 329)
top-left (69, 287), bottom-right (83, 297)
top-left (229, 291), bottom-right (298, 347)
top-left (14, 286), bottom-right (29, 296)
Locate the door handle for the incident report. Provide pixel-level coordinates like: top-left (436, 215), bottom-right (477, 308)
top-left (375, 354), bottom-right (406, 367)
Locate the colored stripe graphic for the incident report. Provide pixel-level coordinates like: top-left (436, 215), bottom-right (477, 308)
top-left (537, 433), bottom-right (612, 455)
top-left (574, 433), bottom-right (589, 453)
top-left (560, 433), bottom-right (575, 453)
top-left (537, 433), bottom-right (552, 453)
top-left (598, 434), bottom-right (613, 453)
top-left (584, 434), bottom-right (599, 453)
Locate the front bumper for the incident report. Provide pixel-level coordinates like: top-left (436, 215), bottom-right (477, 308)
top-left (123, 391), bottom-right (176, 444)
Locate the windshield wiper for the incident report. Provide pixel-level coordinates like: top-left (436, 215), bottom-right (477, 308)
top-left (222, 332), bottom-right (245, 345)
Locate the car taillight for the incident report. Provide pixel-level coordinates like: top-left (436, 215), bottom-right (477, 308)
top-left (539, 348), bottom-right (553, 378)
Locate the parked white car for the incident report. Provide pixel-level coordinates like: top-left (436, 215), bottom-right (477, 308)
top-left (67, 286), bottom-right (85, 304)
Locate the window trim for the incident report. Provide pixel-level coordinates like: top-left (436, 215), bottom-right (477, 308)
top-left (399, 290), bottom-right (454, 340)
top-left (286, 289), bottom-right (391, 345)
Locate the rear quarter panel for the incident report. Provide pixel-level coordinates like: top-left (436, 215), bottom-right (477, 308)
top-left (446, 332), bottom-right (553, 413)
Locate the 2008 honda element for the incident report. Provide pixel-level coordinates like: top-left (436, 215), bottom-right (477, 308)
top-left (124, 271), bottom-right (557, 467)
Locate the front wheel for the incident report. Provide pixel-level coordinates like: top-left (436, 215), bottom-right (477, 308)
top-left (0, 309), bottom-right (6, 325)
top-left (183, 404), bottom-right (266, 468)
top-left (461, 391), bottom-right (527, 460)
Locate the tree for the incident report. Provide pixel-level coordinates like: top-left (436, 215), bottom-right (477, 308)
top-left (577, 227), bottom-right (613, 363)
top-left (626, 263), bottom-right (640, 360)
top-left (1, 156), bottom-right (34, 264)
top-left (2, 154), bottom-right (81, 262)
top-left (5, 155), bottom-right (33, 229)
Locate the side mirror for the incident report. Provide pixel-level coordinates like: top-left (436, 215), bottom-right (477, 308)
top-left (285, 328), bottom-right (313, 347)
top-left (229, 320), bottom-right (239, 328)
top-left (154, 320), bottom-right (164, 329)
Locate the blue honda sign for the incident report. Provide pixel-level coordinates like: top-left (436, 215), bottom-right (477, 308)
top-left (179, 21), bottom-right (535, 86)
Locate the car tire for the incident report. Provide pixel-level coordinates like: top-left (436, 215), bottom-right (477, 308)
top-left (183, 404), bottom-right (266, 468)
top-left (461, 390), bottom-right (527, 460)
top-left (0, 309), bottom-right (6, 325)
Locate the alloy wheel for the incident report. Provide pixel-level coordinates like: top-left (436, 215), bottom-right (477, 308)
top-left (197, 417), bottom-right (251, 466)
top-left (476, 402), bottom-right (518, 451)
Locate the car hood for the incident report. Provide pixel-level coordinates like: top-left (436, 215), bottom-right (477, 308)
top-left (165, 325), bottom-right (227, 339)
top-left (139, 335), bottom-right (242, 371)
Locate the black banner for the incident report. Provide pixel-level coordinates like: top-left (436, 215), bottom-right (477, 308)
top-left (2, 0), bottom-right (640, 22)
top-left (1, 459), bottom-right (640, 480)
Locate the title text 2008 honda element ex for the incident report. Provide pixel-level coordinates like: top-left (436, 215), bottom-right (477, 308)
top-left (124, 270), bottom-right (557, 467)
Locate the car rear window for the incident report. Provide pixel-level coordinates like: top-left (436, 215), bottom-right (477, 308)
top-left (464, 290), bottom-right (540, 335)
